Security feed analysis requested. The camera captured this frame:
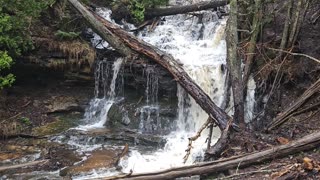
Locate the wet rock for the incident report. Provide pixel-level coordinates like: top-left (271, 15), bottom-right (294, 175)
top-left (107, 89), bottom-right (177, 134)
top-left (123, 63), bottom-right (177, 99)
top-left (62, 128), bottom-right (166, 147)
top-left (59, 149), bottom-right (118, 177)
top-left (0, 152), bottom-right (24, 164)
top-left (2, 145), bottom-right (40, 154)
top-left (46, 96), bottom-right (83, 114)
top-left (32, 113), bottom-right (82, 136)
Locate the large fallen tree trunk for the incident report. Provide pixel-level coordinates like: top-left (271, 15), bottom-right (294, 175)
top-left (104, 131), bottom-right (320, 180)
top-left (267, 78), bottom-right (320, 131)
top-left (144, 0), bottom-right (229, 18)
top-left (67, 0), bottom-right (233, 130)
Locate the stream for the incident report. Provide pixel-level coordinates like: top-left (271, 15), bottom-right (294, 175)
top-left (2, 0), bottom-right (256, 179)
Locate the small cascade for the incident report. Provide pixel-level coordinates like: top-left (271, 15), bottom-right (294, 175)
top-left (119, 4), bottom-right (233, 173)
top-left (78, 58), bottom-right (123, 130)
top-left (61, 0), bottom-right (256, 177)
top-left (139, 66), bottom-right (160, 133)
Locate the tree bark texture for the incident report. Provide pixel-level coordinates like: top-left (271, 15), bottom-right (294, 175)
top-left (105, 131), bottom-right (320, 180)
top-left (279, 0), bottom-right (294, 54)
top-left (145, 0), bottom-right (229, 18)
top-left (226, 0), bottom-right (245, 127)
top-left (243, 0), bottom-right (262, 93)
top-left (67, 0), bottom-right (234, 130)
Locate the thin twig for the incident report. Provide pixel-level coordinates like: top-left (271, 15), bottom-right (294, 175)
top-left (183, 117), bottom-right (212, 163)
top-left (218, 169), bottom-right (277, 180)
top-left (0, 112), bottom-right (22, 124)
top-left (267, 47), bottom-right (320, 64)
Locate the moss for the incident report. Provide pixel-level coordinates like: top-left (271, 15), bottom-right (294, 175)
top-left (32, 114), bottom-right (82, 136)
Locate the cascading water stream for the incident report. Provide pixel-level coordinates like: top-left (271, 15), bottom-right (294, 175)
top-left (77, 58), bottom-right (123, 130)
top-left (65, 0), bottom-right (255, 176)
top-left (139, 66), bottom-right (161, 133)
top-left (117, 8), bottom-right (230, 172)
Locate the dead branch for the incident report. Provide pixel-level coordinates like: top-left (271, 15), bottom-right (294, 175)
top-left (206, 119), bottom-right (232, 159)
top-left (286, 101), bottom-right (320, 120)
top-left (267, 47), bottom-right (320, 64)
top-left (183, 118), bottom-right (212, 163)
top-left (207, 124), bottom-right (214, 150)
top-left (218, 169), bottom-right (277, 180)
top-left (267, 78), bottom-right (320, 131)
top-left (144, 0), bottom-right (229, 18)
top-left (0, 160), bottom-right (48, 172)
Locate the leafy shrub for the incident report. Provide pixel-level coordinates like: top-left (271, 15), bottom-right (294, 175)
top-left (55, 30), bottom-right (81, 40)
top-left (129, 0), bottom-right (169, 22)
top-left (0, 0), bottom-right (55, 88)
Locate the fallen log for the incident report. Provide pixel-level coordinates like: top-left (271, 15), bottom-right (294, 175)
top-left (267, 78), bottom-right (320, 131)
top-left (105, 131), bottom-right (320, 180)
top-left (0, 160), bottom-right (48, 172)
top-left (67, 0), bottom-right (233, 130)
top-left (144, 0), bottom-right (229, 18)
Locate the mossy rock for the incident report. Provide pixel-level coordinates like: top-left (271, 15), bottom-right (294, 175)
top-left (32, 114), bottom-right (82, 136)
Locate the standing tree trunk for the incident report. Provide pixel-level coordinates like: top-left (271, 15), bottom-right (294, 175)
top-left (243, 0), bottom-right (262, 93)
top-left (288, 0), bottom-right (303, 47)
top-left (226, 0), bottom-right (245, 128)
top-left (279, 0), bottom-right (294, 55)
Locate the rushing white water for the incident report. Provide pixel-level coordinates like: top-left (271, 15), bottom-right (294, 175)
top-left (119, 2), bottom-right (231, 173)
top-left (77, 58), bottom-right (123, 130)
top-left (74, 0), bottom-right (256, 175)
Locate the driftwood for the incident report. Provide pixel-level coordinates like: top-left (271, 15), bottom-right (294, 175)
top-left (0, 160), bottom-right (48, 172)
top-left (144, 0), bottom-right (229, 18)
top-left (67, 0), bottom-right (234, 130)
top-left (267, 78), bottom-right (320, 131)
top-left (104, 131), bottom-right (320, 180)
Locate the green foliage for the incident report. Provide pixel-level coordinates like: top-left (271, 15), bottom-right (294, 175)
top-left (20, 117), bottom-right (32, 126)
top-left (0, 51), bottom-right (15, 89)
top-left (0, 0), bottom-right (54, 88)
top-left (129, 0), bottom-right (169, 22)
top-left (55, 30), bottom-right (81, 40)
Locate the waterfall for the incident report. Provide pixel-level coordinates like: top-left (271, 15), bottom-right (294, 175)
top-left (118, 4), bottom-right (234, 173)
top-left (74, 0), bottom-right (256, 175)
top-left (139, 66), bottom-right (161, 133)
top-left (77, 58), bottom-right (123, 130)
